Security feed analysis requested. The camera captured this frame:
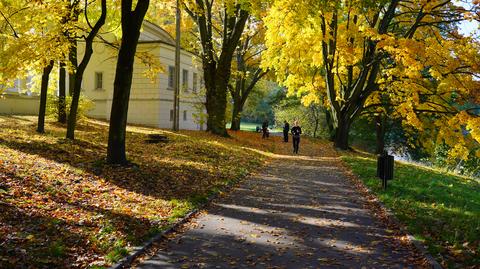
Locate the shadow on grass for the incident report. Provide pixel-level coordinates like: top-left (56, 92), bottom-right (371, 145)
top-left (342, 155), bottom-right (480, 267)
top-left (0, 130), bottom-right (245, 200)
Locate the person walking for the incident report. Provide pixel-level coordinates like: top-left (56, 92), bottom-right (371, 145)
top-left (291, 121), bottom-right (302, 154)
top-left (283, 120), bottom-right (290, 142)
top-left (262, 120), bottom-right (269, 139)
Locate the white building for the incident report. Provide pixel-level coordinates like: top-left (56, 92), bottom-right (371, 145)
top-left (0, 21), bottom-right (205, 130)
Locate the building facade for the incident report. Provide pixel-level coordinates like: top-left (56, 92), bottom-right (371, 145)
top-left (0, 21), bottom-right (205, 131)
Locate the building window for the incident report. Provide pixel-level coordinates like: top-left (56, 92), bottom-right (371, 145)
top-left (95, 72), bottom-right (103, 89)
top-left (182, 69), bottom-right (189, 91)
top-left (170, 109), bottom-right (174, 121)
top-left (192, 73), bottom-right (198, 93)
top-left (168, 66), bottom-right (175, 90)
top-left (183, 110), bottom-right (187, 121)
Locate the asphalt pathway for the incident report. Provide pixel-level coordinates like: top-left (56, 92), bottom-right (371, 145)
top-left (135, 142), bottom-right (424, 268)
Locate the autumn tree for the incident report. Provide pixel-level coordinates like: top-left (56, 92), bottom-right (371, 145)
top-left (107, 0), bottom-right (150, 165)
top-left (0, 1), bottom-right (70, 132)
top-left (182, 0), bottom-right (256, 136)
top-left (66, 0), bottom-right (107, 139)
top-left (230, 18), bottom-right (268, 131)
top-left (263, 0), bottom-right (480, 157)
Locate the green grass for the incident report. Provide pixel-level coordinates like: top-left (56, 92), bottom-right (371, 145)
top-left (227, 122), bottom-right (283, 132)
top-left (342, 155), bottom-right (480, 268)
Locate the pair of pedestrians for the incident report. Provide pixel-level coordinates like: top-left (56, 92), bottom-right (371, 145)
top-left (283, 120), bottom-right (302, 154)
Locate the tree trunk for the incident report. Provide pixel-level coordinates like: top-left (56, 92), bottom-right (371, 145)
top-left (66, 72), bottom-right (83, 139)
top-left (107, 0), bottom-right (149, 165)
top-left (325, 109), bottom-right (335, 141)
top-left (58, 62), bottom-right (67, 123)
top-left (333, 115), bottom-right (351, 150)
top-left (230, 99), bottom-right (242, 131)
top-left (68, 40), bottom-right (77, 97)
top-left (313, 118), bottom-right (319, 138)
top-left (37, 61), bottom-right (54, 133)
top-left (375, 114), bottom-right (386, 154)
top-left (206, 70), bottom-right (229, 136)
top-left (66, 0), bottom-right (106, 140)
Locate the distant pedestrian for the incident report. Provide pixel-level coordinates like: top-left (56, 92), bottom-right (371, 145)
top-left (283, 120), bottom-right (290, 142)
top-left (262, 120), bottom-right (269, 139)
top-left (291, 120), bottom-right (302, 154)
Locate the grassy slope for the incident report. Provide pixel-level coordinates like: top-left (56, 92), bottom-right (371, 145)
top-left (0, 116), bottom-right (281, 268)
top-left (342, 154), bottom-right (480, 268)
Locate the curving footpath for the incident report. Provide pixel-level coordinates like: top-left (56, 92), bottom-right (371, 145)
top-left (134, 146), bottom-right (428, 268)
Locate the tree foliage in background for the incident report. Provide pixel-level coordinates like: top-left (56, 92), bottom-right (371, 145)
top-left (263, 0), bottom-right (480, 161)
top-left (274, 98), bottom-right (328, 138)
top-left (229, 17), bottom-right (268, 130)
top-left (241, 80), bottom-right (283, 124)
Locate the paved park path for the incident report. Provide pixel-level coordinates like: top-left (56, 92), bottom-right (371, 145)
top-left (134, 141), bottom-right (426, 268)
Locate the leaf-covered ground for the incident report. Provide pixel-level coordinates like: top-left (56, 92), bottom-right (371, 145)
top-left (342, 154), bottom-right (480, 268)
top-left (0, 116), bottom-right (283, 268)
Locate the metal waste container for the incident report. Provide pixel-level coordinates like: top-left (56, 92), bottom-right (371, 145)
top-left (377, 152), bottom-right (394, 189)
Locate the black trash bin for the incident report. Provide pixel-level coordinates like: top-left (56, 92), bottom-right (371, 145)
top-left (377, 152), bottom-right (394, 189)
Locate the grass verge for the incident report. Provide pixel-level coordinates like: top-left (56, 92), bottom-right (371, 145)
top-left (342, 154), bottom-right (480, 268)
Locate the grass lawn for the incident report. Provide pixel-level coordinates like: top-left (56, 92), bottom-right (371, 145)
top-left (342, 154), bottom-right (480, 268)
top-left (226, 122), bottom-right (283, 133)
top-left (0, 115), bottom-right (280, 268)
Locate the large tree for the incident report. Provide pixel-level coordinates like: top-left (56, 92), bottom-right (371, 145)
top-left (182, 0), bottom-right (253, 136)
top-left (229, 18), bottom-right (268, 131)
top-left (263, 0), bottom-right (480, 156)
top-left (107, 0), bottom-right (150, 165)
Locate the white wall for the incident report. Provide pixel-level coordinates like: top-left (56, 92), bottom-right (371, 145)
top-left (0, 95), bottom-right (39, 115)
top-left (80, 38), bottom-right (205, 130)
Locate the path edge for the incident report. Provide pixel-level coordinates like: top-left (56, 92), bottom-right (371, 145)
top-left (108, 166), bottom-right (264, 269)
top-left (339, 157), bottom-right (443, 269)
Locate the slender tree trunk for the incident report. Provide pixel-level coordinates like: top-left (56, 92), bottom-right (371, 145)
top-left (230, 99), bottom-right (242, 131)
top-left (313, 118), bottom-right (319, 138)
top-left (325, 109), bottom-right (335, 141)
top-left (58, 62), bottom-right (67, 123)
top-left (375, 114), bottom-right (386, 154)
top-left (37, 61), bottom-right (55, 133)
top-left (68, 40), bottom-right (77, 97)
top-left (66, 72), bottom-right (84, 139)
top-left (66, 0), bottom-right (106, 139)
top-left (107, 0), bottom-right (149, 165)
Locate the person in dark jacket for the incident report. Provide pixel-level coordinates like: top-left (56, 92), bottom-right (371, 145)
top-left (262, 120), bottom-right (269, 139)
top-left (283, 120), bottom-right (290, 142)
top-left (291, 120), bottom-right (302, 154)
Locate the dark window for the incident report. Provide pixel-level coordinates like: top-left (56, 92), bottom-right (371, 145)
top-left (168, 66), bottom-right (175, 89)
top-left (182, 69), bottom-right (189, 91)
top-left (183, 110), bottom-right (187, 121)
top-left (170, 109), bottom-right (174, 121)
top-left (192, 73), bottom-right (198, 93)
top-left (95, 72), bottom-right (103, 89)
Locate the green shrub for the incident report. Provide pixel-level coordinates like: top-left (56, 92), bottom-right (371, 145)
top-left (46, 94), bottom-right (94, 120)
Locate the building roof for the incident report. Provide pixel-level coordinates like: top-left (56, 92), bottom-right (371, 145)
top-left (139, 21), bottom-right (176, 46)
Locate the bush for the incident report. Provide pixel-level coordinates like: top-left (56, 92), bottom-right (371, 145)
top-left (46, 94), bottom-right (94, 121)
